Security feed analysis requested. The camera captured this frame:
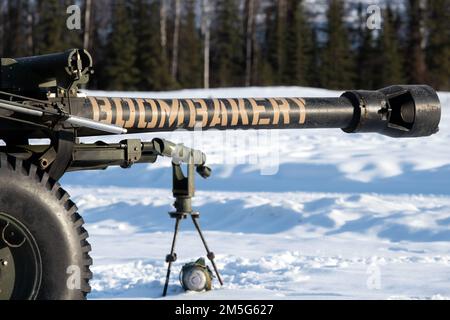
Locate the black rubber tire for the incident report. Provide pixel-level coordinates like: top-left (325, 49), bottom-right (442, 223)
top-left (0, 154), bottom-right (92, 300)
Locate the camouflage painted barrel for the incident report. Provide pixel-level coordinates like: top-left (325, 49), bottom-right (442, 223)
top-left (70, 85), bottom-right (441, 138)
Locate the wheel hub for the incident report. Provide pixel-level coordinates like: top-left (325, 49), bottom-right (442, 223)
top-left (0, 213), bottom-right (42, 300)
top-left (0, 247), bottom-right (15, 299)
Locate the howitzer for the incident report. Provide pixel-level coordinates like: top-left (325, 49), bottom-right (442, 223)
top-left (0, 49), bottom-right (442, 300)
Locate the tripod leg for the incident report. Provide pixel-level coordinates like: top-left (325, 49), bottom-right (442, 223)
top-left (162, 217), bottom-right (182, 297)
top-left (191, 215), bottom-right (224, 286)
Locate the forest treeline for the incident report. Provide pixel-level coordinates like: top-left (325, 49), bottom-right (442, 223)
top-left (0, 0), bottom-right (449, 91)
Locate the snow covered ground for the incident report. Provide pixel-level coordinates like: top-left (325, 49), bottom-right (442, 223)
top-left (64, 87), bottom-right (450, 300)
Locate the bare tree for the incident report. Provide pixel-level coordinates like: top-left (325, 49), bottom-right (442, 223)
top-left (83, 0), bottom-right (92, 50)
top-left (201, 0), bottom-right (211, 89)
top-left (171, 0), bottom-right (181, 79)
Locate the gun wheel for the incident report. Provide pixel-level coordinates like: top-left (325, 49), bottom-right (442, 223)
top-left (0, 155), bottom-right (92, 300)
top-left (0, 213), bottom-right (42, 299)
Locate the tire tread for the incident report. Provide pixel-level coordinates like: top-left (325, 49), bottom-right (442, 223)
top-left (3, 155), bottom-right (93, 298)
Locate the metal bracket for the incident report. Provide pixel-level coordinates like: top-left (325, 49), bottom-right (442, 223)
top-left (48, 129), bottom-right (76, 181)
top-left (121, 139), bottom-right (142, 168)
top-left (38, 147), bottom-right (57, 170)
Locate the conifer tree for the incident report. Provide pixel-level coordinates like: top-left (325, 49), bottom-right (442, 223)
top-left (131, 0), bottom-right (175, 91)
top-left (103, 0), bottom-right (139, 90)
top-left (86, 0), bottom-right (110, 89)
top-left (211, 0), bottom-right (244, 87)
top-left (3, 0), bottom-right (29, 57)
top-left (1, 0), bottom-right (441, 91)
top-left (321, 0), bottom-right (354, 89)
top-left (376, 6), bottom-right (404, 87)
top-left (306, 28), bottom-right (321, 87)
top-left (178, 0), bottom-right (203, 88)
top-left (258, 3), bottom-right (277, 85)
top-left (426, 0), bottom-right (450, 90)
top-left (34, 0), bottom-right (82, 54)
top-left (34, 0), bottom-right (67, 54)
top-left (282, 0), bottom-right (312, 86)
top-left (354, 3), bottom-right (377, 89)
top-left (405, 0), bottom-right (427, 84)
top-left (264, 0), bottom-right (288, 85)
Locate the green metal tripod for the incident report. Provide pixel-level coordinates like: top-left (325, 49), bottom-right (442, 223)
top-left (162, 160), bottom-right (223, 297)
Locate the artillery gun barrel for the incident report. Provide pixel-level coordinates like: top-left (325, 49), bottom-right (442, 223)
top-left (69, 85), bottom-right (441, 138)
top-left (1, 50), bottom-right (441, 139)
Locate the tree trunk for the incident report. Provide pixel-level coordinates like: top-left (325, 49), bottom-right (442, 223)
top-left (83, 0), bottom-right (92, 50)
top-left (201, 0), bottom-right (210, 89)
top-left (407, 0), bottom-right (428, 83)
top-left (26, 6), bottom-right (34, 54)
top-left (277, 0), bottom-right (287, 83)
top-left (245, 0), bottom-right (255, 86)
top-left (171, 0), bottom-right (181, 79)
top-left (0, 1), bottom-right (5, 55)
top-left (160, 0), bottom-right (167, 54)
